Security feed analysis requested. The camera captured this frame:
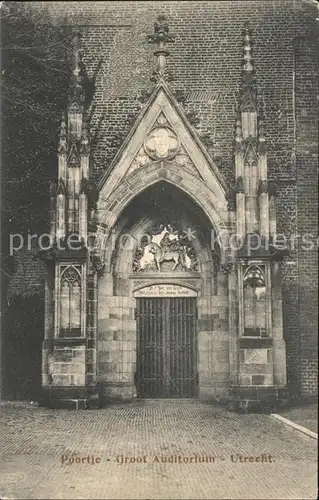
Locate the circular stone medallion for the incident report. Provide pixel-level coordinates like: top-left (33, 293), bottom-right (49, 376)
top-left (144, 126), bottom-right (179, 160)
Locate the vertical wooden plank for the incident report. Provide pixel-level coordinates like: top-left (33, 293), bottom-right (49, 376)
top-left (136, 295), bottom-right (198, 399)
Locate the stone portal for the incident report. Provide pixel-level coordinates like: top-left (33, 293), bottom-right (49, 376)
top-left (41, 18), bottom-right (288, 411)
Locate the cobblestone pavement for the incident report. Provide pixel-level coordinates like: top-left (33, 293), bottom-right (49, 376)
top-left (0, 400), bottom-right (317, 500)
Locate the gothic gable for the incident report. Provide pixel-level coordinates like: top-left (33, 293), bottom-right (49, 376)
top-left (98, 83), bottom-right (227, 204)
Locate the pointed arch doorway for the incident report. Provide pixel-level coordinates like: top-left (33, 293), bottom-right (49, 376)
top-left (97, 181), bottom-right (229, 401)
top-left (122, 181), bottom-right (205, 399)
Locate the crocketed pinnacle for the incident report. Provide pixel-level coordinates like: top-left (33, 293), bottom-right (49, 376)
top-left (68, 29), bottom-right (85, 106)
top-left (235, 108), bottom-right (243, 154)
top-left (147, 15), bottom-right (175, 82)
top-left (58, 112), bottom-right (67, 154)
top-left (258, 110), bottom-right (267, 154)
top-left (240, 23), bottom-right (256, 112)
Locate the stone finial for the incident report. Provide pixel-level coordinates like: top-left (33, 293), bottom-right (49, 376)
top-left (58, 112), bottom-right (67, 154)
top-left (258, 111), bottom-right (266, 154)
top-left (80, 117), bottom-right (90, 155)
top-left (240, 23), bottom-right (256, 112)
top-left (69, 29), bottom-right (85, 106)
top-left (147, 15), bottom-right (175, 78)
top-left (234, 110), bottom-right (243, 153)
top-left (71, 29), bottom-right (81, 77)
top-left (243, 23), bottom-right (253, 73)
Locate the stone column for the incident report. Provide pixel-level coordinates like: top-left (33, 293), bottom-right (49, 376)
top-left (56, 187), bottom-right (66, 241)
top-left (258, 118), bottom-right (269, 238)
top-left (227, 267), bottom-right (238, 387)
top-left (271, 261), bottom-right (287, 386)
top-left (42, 268), bottom-right (54, 386)
top-left (269, 191), bottom-right (277, 239)
top-left (259, 181), bottom-right (269, 237)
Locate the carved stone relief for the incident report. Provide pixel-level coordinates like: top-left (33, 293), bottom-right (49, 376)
top-left (144, 126), bottom-right (179, 160)
top-left (174, 145), bottom-right (202, 178)
top-left (128, 144), bottom-right (151, 175)
top-left (132, 224), bottom-right (199, 273)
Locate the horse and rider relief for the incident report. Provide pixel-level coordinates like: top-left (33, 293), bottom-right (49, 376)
top-left (132, 224), bottom-right (198, 272)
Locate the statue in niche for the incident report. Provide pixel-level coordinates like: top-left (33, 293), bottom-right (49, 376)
top-left (132, 224), bottom-right (198, 272)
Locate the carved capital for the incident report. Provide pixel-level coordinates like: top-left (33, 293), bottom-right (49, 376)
top-left (220, 261), bottom-right (236, 274)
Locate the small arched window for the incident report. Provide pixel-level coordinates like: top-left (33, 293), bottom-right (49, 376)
top-left (243, 264), bottom-right (267, 337)
top-left (60, 266), bottom-right (82, 337)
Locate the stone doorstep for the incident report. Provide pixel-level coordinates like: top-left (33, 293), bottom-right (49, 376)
top-left (59, 398), bottom-right (87, 410)
top-left (47, 396), bottom-right (102, 410)
top-left (42, 386), bottom-right (94, 400)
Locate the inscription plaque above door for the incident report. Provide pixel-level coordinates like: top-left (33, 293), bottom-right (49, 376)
top-left (134, 284), bottom-right (197, 297)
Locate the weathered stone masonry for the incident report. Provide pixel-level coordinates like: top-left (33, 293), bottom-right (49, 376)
top-left (7, 1), bottom-right (318, 404)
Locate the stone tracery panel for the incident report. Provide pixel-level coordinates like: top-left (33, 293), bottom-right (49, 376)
top-left (242, 264), bottom-right (268, 337)
top-left (59, 265), bottom-right (83, 337)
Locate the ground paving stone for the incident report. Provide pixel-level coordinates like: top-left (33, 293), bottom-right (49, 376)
top-left (277, 402), bottom-right (318, 434)
top-left (0, 400), bottom-right (317, 499)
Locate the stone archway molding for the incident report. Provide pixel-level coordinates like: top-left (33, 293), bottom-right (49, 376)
top-left (95, 162), bottom-right (231, 265)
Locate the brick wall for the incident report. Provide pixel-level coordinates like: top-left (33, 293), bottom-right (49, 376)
top-left (32, 1), bottom-right (315, 181)
top-left (7, 247), bottom-right (46, 300)
top-left (9, 0), bottom-right (318, 397)
top-left (295, 33), bottom-right (318, 396)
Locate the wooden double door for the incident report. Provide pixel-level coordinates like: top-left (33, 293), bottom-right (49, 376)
top-left (136, 297), bottom-right (197, 398)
